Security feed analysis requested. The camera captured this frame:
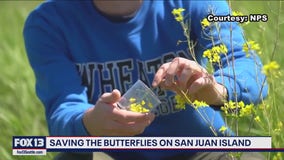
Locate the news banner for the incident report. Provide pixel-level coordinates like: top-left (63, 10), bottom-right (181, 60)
top-left (13, 136), bottom-right (273, 155)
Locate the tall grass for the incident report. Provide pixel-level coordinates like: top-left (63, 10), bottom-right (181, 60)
top-left (0, 1), bottom-right (55, 160)
top-left (231, 1), bottom-right (284, 159)
top-left (0, 1), bottom-right (283, 160)
top-left (230, 0), bottom-right (284, 139)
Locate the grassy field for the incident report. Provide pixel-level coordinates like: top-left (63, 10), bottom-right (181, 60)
top-left (0, 1), bottom-right (55, 160)
top-left (0, 1), bottom-right (283, 160)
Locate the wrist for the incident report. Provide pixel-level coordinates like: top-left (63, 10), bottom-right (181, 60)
top-left (82, 107), bottom-right (96, 136)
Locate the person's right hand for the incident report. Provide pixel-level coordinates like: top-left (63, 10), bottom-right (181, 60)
top-left (83, 89), bottom-right (155, 136)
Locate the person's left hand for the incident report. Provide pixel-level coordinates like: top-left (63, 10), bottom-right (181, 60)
top-left (152, 57), bottom-right (227, 106)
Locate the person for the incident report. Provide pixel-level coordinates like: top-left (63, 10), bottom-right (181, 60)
top-left (23, 0), bottom-right (267, 160)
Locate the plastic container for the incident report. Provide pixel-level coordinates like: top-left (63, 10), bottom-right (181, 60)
top-left (118, 80), bottom-right (161, 113)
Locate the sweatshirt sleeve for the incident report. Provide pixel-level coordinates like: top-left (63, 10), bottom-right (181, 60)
top-left (190, 0), bottom-right (268, 104)
top-left (23, 10), bottom-right (92, 136)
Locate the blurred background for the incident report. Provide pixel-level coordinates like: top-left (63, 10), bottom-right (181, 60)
top-left (0, 1), bottom-right (283, 160)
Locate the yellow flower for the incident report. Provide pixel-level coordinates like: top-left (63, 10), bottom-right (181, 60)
top-left (193, 100), bottom-right (208, 109)
top-left (172, 8), bottom-right (185, 15)
top-left (222, 101), bottom-right (254, 117)
top-left (203, 49), bottom-right (211, 57)
top-left (148, 102), bottom-right (153, 109)
top-left (222, 101), bottom-right (238, 117)
top-left (175, 94), bottom-right (186, 110)
top-left (219, 44), bottom-right (228, 54)
top-left (254, 116), bottom-right (261, 123)
top-left (238, 101), bottom-right (245, 108)
top-left (211, 46), bottom-right (221, 54)
top-left (219, 126), bottom-right (227, 134)
top-left (220, 106), bottom-right (228, 114)
top-left (272, 153), bottom-right (282, 160)
top-left (141, 100), bottom-right (146, 106)
top-left (203, 44), bottom-right (227, 63)
top-left (224, 101), bottom-right (236, 110)
top-left (262, 61), bottom-right (280, 76)
top-left (243, 40), bottom-right (261, 56)
top-left (172, 8), bottom-right (185, 22)
top-left (232, 11), bottom-right (250, 25)
top-left (128, 98), bottom-right (149, 113)
top-left (201, 18), bottom-right (210, 29)
top-left (129, 103), bottom-right (139, 112)
top-left (239, 104), bottom-right (254, 117)
top-left (129, 97), bottom-right (136, 103)
top-left (212, 53), bottom-right (220, 63)
top-left (232, 11), bottom-right (244, 16)
top-left (273, 122), bottom-right (283, 133)
top-left (129, 102), bottom-right (149, 113)
top-left (203, 49), bottom-right (217, 63)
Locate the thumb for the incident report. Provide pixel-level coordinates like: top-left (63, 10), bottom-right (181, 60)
top-left (99, 89), bottom-right (121, 104)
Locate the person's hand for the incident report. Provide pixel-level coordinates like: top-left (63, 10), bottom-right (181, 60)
top-left (152, 57), bottom-right (227, 105)
top-left (83, 89), bottom-right (155, 136)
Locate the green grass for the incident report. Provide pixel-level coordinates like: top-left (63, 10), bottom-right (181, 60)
top-left (229, 1), bottom-right (284, 159)
top-left (230, 0), bottom-right (284, 131)
top-left (0, 1), bottom-right (55, 160)
top-left (0, 1), bottom-right (283, 160)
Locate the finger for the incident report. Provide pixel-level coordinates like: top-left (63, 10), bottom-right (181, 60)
top-left (158, 79), bottom-right (179, 92)
top-left (99, 89), bottom-right (121, 104)
top-left (152, 63), bottom-right (170, 87)
top-left (178, 61), bottom-right (206, 89)
top-left (105, 121), bottom-right (148, 136)
top-left (178, 64), bottom-right (194, 89)
top-left (106, 113), bottom-right (154, 136)
top-left (187, 75), bottom-right (212, 95)
top-left (112, 109), bottom-right (155, 124)
top-left (164, 57), bottom-right (182, 86)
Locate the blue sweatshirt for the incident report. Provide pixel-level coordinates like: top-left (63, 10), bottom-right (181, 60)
top-left (24, 0), bottom-right (267, 159)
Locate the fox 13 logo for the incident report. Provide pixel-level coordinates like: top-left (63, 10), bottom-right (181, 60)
top-left (13, 136), bottom-right (46, 149)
